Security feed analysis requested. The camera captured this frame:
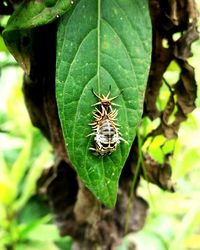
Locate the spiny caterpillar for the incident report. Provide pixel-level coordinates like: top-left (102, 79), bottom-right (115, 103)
top-left (88, 89), bottom-right (125, 156)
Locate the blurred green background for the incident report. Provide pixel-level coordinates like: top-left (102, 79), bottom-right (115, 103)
top-left (0, 6), bottom-right (200, 250)
top-left (121, 11), bottom-right (200, 250)
top-left (0, 20), bottom-right (72, 250)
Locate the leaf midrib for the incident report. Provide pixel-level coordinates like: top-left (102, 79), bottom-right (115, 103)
top-left (97, 0), bottom-right (101, 95)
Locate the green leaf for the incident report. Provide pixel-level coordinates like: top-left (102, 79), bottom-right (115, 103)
top-left (56, 0), bottom-right (152, 207)
top-left (21, 223), bottom-right (61, 242)
top-left (18, 215), bottom-right (52, 241)
top-left (0, 37), bottom-right (8, 52)
top-left (4, 0), bottom-right (73, 31)
top-left (0, 174), bottom-right (16, 205)
top-left (148, 135), bottom-right (166, 164)
top-left (18, 197), bottom-right (50, 224)
top-left (54, 237), bottom-right (72, 250)
top-left (14, 147), bottom-right (52, 211)
top-left (2, 0), bottom-right (74, 73)
top-left (16, 242), bottom-right (60, 250)
top-left (10, 136), bottom-right (32, 187)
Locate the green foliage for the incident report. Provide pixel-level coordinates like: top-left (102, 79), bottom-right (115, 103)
top-left (56, 0), bottom-right (152, 207)
top-left (0, 55), bottom-right (72, 249)
top-left (119, 33), bottom-right (200, 249)
top-left (0, 37), bottom-right (8, 52)
top-left (119, 109), bottom-right (200, 249)
top-left (3, 0), bottom-right (72, 30)
top-left (2, 0), bottom-right (73, 74)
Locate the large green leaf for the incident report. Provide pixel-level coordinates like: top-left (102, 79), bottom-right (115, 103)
top-left (56, 0), bottom-right (152, 207)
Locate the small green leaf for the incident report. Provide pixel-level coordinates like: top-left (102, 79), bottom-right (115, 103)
top-left (56, 0), bottom-right (152, 207)
top-left (2, 0), bottom-right (73, 73)
top-left (4, 0), bottom-right (73, 31)
top-left (0, 37), bottom-right (8, 52)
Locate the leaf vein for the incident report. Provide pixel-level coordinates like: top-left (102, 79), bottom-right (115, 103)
top-left (61, 27), bottom-right (96, 125)
top-left (71, 74), bottom-right (96, 166)
top-left (101, 18), bottom-right (140, 119)
top-left (111, 0), bottom-right (145, 52)
top-left (101, 18), bottom-right (137, 84)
